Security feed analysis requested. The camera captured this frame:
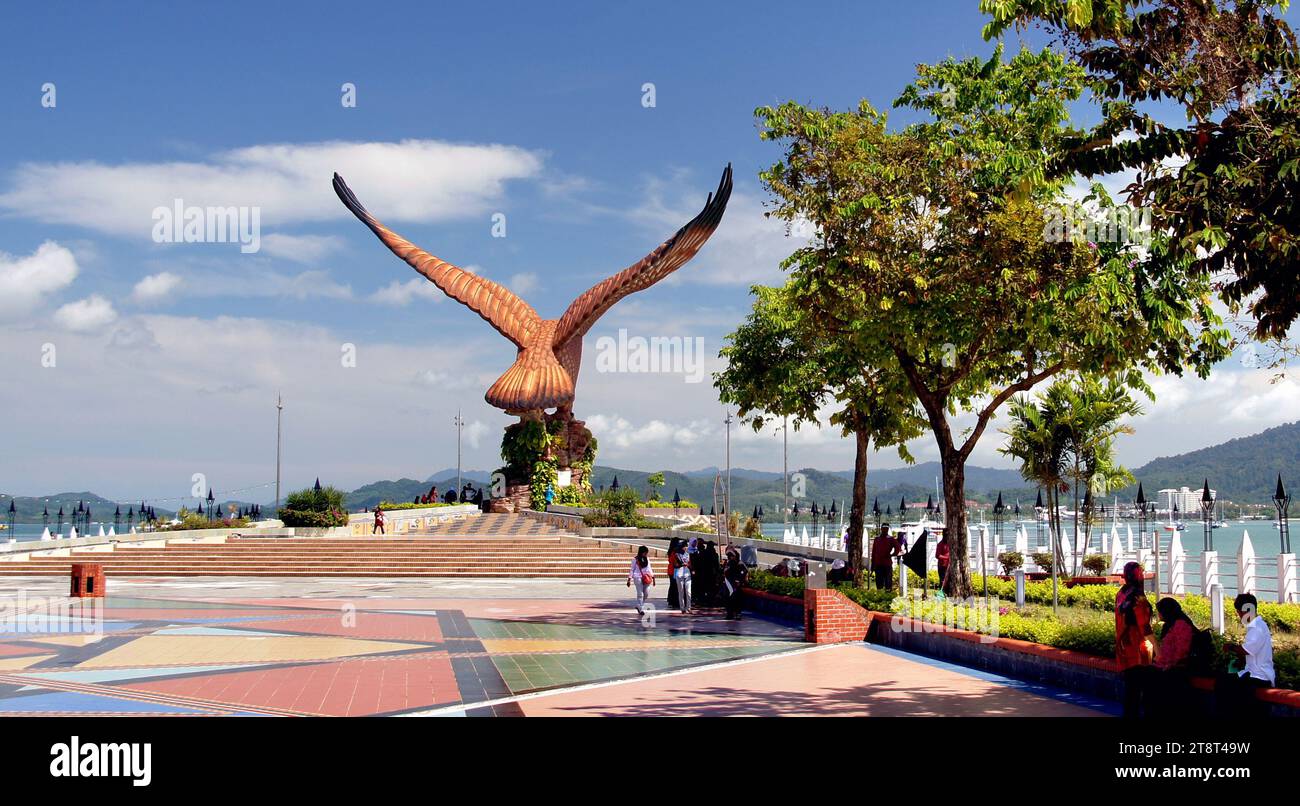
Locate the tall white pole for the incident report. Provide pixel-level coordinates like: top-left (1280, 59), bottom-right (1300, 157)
top-left (782, 416), bottom-right (789, 529)
top-left (724, 410), bottom-right (733, 522)
top-left (454, 408), bottom-right (464, 500)
top-left (275, 392), bottom-right (283, 510)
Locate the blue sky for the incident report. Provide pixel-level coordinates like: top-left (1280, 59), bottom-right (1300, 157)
top-left (0, 1), bottom-right (1296, 504)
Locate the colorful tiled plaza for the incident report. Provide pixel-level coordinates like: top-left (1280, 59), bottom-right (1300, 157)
top-left (0, 577), bottom-right (1115, 717)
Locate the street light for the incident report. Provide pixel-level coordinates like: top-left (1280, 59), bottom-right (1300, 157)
top-left (872, 497), bottom-right (881, 527)
top-left (1035, 489), bottom-right (1045, 548)
top-left (207, 487), bottom-right (216, 521)
top-left (993, 492), bottom-right (1005, 547)
top-left (899, 496), bottom-right (907, 525)
top-left (6, 500), bottom-right (14, 536)
top-left (1135, 482), bottom-right (1150, 550)
top-left (1200, 478), bottom-right (1215, 552)
top-left (127, 507), bottom-right (135, 533)
top-left (1275, 474), bottom-right (1292, 554)
top-left (610, 475), bottom-right (620, 492)
top-left (113, 506), bottom-right (121, 535)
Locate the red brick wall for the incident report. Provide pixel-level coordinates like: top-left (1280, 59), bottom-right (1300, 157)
top-left (804, 588), bottom-right (872, 643)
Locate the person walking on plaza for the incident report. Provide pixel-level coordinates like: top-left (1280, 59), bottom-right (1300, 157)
top-left (665, 538), bottom-right (682, 610)
top-left (870, 525), bottom-right (895, 591)
top-left (628, 545), bottom-right (655, 617)
top-left (673, 541), bottom-right (693, 615)
top-left (1115, 561), bottom-right (1154, 717)
top-left (1215, 592), bottom-right (1276, 717)
top-left (722, 547), bottom-right (748, 619)
top-left (372, 505), bottom-right (385, 535)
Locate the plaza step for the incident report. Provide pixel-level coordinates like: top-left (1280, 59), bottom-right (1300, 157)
top-left (0, 516), bottom-right (655, 578)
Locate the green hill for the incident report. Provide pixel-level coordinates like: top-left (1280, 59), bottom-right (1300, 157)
top-left (1116, 421), bottom-right (1300, 504)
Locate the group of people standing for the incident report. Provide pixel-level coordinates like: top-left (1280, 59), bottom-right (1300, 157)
top-left (1115, 560), bottom-right (1277, 718)
top-left (628, 538), bottom-right (748, 620)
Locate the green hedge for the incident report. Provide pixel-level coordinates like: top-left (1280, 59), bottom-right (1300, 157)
top-left (377, 501), bottom-right (457, 511)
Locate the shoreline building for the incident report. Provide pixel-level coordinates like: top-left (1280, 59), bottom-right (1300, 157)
top-left (1158, 485), bottom-right (1215, 515)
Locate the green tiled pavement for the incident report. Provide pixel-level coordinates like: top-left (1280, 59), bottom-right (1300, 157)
top-left (491, 643), bottom-right (791, 693)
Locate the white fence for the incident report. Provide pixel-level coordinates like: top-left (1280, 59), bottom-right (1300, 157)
top-left (788, 522), bottom-right (1298, 604)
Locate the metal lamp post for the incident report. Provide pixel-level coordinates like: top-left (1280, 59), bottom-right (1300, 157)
top-left (113, 506), bottom-right (121, 535)
top-left (1275, 474), bottom-right (1292, 554)
top-left (1035, 489), bottom-right (1045, 549)
top-left (6, 500), bottom-right (14, 536)
top-left (127, 507), bottom-right (134, 533)
top-left (899, 496), bottom-right (907, 525)
top-left (993, 492), bottom-right (1005, 548)
top-left (56, 507), bottom-right (64, 536)
top-left (207, 488), bottom-right (216, 521)
top-left (1200, 478), bottom-right (1215, 552)
top-left (872, 498), bottom-right (881, 527)
top-left (42, 506), bottom-right (49, 532)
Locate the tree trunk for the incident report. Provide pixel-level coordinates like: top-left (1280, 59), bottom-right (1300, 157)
top-left (940, 453), bottom-right (972, 597)
top-left (847, 428), bottom-right (870, 586)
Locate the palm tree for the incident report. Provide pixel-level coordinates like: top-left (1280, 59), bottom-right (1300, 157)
top-left (1057, 376), bottom-right (1142, 573)
top-left (1001, 392), bottom-right (1070, 610)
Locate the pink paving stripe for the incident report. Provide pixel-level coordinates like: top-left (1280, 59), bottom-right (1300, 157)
top-left (232, 612), bottom-right (443, 642)
top-left (516, 644), bottom-right (1107, 718)
top-left (120, 652), bottom-right (461, 716)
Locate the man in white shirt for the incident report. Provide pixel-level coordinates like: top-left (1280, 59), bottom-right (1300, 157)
top-left (1215, 593), bottom-right (1275, 717)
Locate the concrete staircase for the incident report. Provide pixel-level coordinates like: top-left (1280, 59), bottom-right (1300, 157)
top-left (0, 514), bottom-right (653, 579)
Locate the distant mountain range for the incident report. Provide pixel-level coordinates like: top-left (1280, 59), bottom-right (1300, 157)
top-left (9, 422), bottom-right (1296, 521)
top-left (1116, 421), bottom-right (1300, 505)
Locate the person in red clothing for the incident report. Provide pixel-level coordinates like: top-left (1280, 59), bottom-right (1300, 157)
top-left (934, 533), bottom-right (951, 591)
top-left (870, 525), bottom-right (896, 591)
top-left (1116, 561), bottom-right (1154, 717)
top-left (372, 505), bottom-right (385, 535)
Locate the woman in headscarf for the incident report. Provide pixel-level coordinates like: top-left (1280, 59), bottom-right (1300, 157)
top-left (1116, 560), bottom-right (1154, 717)
top-left (1148, 596), bottom-right (1199, 717)
top-left (665, 538), bottom-right (682, 610)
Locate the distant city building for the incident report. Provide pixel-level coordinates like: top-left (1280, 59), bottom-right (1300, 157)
top-left (1158, 486), bottom-right (1216, 514)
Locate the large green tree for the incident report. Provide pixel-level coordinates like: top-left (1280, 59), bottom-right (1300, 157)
top-left (756, 47), bottom-right (1228, 596)
top-left (982, 0), bottom-right (1300, 340)
top-left (716, 285), bottom-right (924, 584)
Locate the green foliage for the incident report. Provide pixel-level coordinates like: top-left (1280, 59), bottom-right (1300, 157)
top-left (582, 488), bottom-right (656, 528)
top-left (501, 419), bottom-right (550, 478)
top-left (278, 485), bottom-right (348, 528)
top-left (1031, 551), bottom-right (1056, 571)
top-left (746, 569), bottom-right (806, 599)
top-left (529, 459), bottom-right (557, 511)
top-left (998, 551), bottom-right (1025, 575)
top-left (640, 499), bottom-right (698, 509)
top-left (1081, 554), bottom-right (1111, 576)
top-left (981, 0), bottom-right (1300, 339)
top-left (376, 501), bottom-right (457, 511)
top-left (741, 516), bottom-right (764, 539)
top-left (554, 486), bottom-right (587, 506)
top-left (753, 46), bottom-right (1225, 597)
top-left (646, 472), bottom-right (665, 501)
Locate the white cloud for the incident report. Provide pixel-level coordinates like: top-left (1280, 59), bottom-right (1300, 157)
top-left (260, 233), bottom-right (345, 263)
top-left (508, 272), bottom-right (539, 295)
top-left (465, 420), bottom-right (489, 450)
top-left (142, 264), bottom-right (353, 301)
top-left (0, 241), bottom-right (79, 319)
top-left (132, 271), bottom-right (182, 304)
top-left (627, 174), bottom-right (802, 286)
top-left (0, 139), bottom-right (545, 237)
top-left (53, 295), bottom-right (117, 332)
top-left (370, 277), bottom-right (444, 306)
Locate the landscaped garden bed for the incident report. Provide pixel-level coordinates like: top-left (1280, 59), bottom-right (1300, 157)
top-left (744, 568), bottom-right (1300, 691)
